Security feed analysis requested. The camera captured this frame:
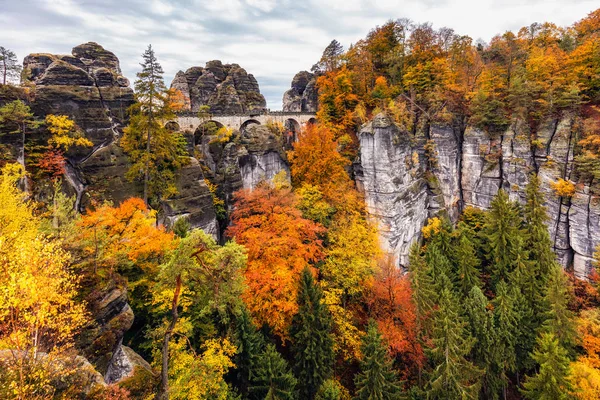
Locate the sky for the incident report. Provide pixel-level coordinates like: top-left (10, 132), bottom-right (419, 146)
top-left (1, 0), bottom-right (598, 110)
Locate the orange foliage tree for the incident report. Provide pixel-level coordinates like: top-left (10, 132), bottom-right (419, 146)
top-left (226, 183), bottom-right (325, 338)
top-left (76, 197), bottom-right (174, 275)
top-left (367, 255), bottom-right (425, 381)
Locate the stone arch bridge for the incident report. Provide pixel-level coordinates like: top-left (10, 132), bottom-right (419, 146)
top-left (169, 111), bottom-right (317, 134)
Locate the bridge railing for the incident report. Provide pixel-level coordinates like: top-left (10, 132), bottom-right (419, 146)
top-left (175, 110), bottom-right (316, 117)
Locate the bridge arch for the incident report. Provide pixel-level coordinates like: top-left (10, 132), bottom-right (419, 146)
top-left (165, 121), bottom-right (180, 131)
top-left (240, 119), bottom-right (260, 133)
top-left (194, 120), bottom-right (225, 146)
top-left (284, 118), bottom-right (300, 147)
top-left (307, 117), bottom-right (317, 126)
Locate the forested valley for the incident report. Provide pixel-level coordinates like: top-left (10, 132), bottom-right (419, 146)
top-left (1, 7), bottom-right (600, 400)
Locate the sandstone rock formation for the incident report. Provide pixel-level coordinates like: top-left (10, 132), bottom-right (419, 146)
top-left (282, 71), bottom-right (318, 112)
top-left (18, 43), bottom-right (218, 236)
top-left (170, 61), bottom-right (266, 114)
top-left (354, 113), bottom-right (600, 278)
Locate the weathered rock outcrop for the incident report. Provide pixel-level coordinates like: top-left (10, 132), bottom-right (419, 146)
top-left (355, 113), bottom-right (600, 278)
top-left (282, 71), bottom-right (318, 112)
top-left (17, 43), bottom-right (219, 236)
top-left (196, 123), bottom-right (290, 221)
top-left (170, 61), bottom-right (266, 114)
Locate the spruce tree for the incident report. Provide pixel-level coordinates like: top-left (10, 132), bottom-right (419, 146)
top-left (408, 242), bottom-right (435, 385)
top-left (424, 242), bottom-right (456, 294)
top-left (234, 307), bottom-right (265, 397)
top-left (464, 286), bottom-right (501, 399)
top-left (454, 231), bottom-right (482, 297)
top-left (354, 321), bottom-right (403, 400)
top-left (315, 379), bottom-right (347, 400)
top-left (122, 44), bottom-right (187, 206)
top-left (484, 190), bottom-right (526, 285)
top-left (427, 281), bottom-right (482, 399)
top-left (524, 174), bottom-right (557, 284)
top-left (493, 280), bottom-right (519, 399)
top-left (249, 344), bottom-right (297, 400)
top-left (542, 266), bottom-right (577, 353)
top-left (521, 333), bottom-right (573, 400)
top-left (290, 267), bottom-right (334, 400)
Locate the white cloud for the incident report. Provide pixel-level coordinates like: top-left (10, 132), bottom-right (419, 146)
top-left (0, 0), bottom-right (597, 109)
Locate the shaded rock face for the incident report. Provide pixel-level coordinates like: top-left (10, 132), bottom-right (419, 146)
top-left (104, 345), bottom-right (154, 384)
top-left (355, 113), bottom-right (600, 278)
top-left (282, 71), bottom-right (318, 112)
top-left (196, 124), bottom-right (289, 219)
top-left (18, 43), bottom-right (218, 237)
top-left (170, 61), bottom-right (266, 114)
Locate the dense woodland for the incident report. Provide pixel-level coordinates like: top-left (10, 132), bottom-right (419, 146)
top-left (1, 7), bottom-right (600, 400)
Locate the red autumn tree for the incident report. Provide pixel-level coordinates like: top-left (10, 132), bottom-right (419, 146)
top-left (367, 255), bottom-right (425, 382)
top-left (226, 183), bottom-right (325, 338)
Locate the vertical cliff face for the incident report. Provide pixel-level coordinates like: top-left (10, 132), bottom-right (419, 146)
top-left (355, 113), bottom-right (600, 277)
top-left (355, 114), bottom-right (428, 265)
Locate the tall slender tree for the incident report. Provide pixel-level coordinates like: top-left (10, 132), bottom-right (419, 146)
top-left (0, 46), bottom-right (21, 85)
top-left (521, 333), bottom-right (573, 400)
top-left (484, 190), bottom-right (526, 285)
top-left (408, 242), bottom-right (435, 385)
top-left (122, 45), bottom-right (187, 206)
top-left (354, 321), bottom-right (403, 400)
top-left (493, 280), bottom-right (519, 399)
top-left (454, 231), bottom-right (482, 296)
top-left (290, 267), bottom-right (335, 400)
top-left (427, 281), bottom-right (482, 399)
top-left (233, 307), bottom-right (265, 397)
top-left (464, 286), bottom-right (501, 399)
top-left (542, 266), bottom-right (578, 353)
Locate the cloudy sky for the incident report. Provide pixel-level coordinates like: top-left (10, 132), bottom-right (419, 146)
top-left (1, 0), bottom-right (598, 109)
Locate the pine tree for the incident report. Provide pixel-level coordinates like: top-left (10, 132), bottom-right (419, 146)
top-left (484, 190), bottom-right (526, 285)
top-left (354, 321), bottom-right (403, 400)
top-left (0, 46), bottom-right (21, 85)
top-left (454, 231), bottom-right (482, 296)
top-left (249, 344), bottom-right (297, 400)
top-left (312, 40), bottom-right (344, 73)
top-left (493, 280), bottom-right (519, 399)
top-left (121, 44), bottom-right (187, 206)
top-left (290, 267), bottom-right (334, 400)
top-left (521, 333), bottom-right (573, 400)
top-left (315, 379), bottom-right (348, 400)
top-left (427, 282), bottom-right (482, 399)
top-left (542, 266), bottom-right (577, 353)
top-left (234, 307), bottom-right (265, 397)
top-left (464, 286), bottom-right (501, 399)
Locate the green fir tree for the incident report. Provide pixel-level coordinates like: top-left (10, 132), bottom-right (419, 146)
top-left (249, 344), bottom-right (297, 400)
top-left (354, 321), bottom-right (403, 400)
top-left (290, 267), bottom-right (335, 400)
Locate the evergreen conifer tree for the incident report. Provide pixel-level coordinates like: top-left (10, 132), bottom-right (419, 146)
top-left (121, 44), bottom-right (188, 206)
top-left (427, 281), bottom-right (481, 399)
top-left (250, 344), bottom-right (297, 400)
top-left (464, 286), bottom-right (501, 399)
top-left (424, 242), bottom-right (456, 294)
top-left (234, 307), bottom-right (265, 397)
top-left (493, 280), bottom-right (519, 399)
top-left (354, 321), bottom-right (403, 400)
top-left (542, 266), bottom-right (577, 353)
top-left (290, 267), bottom-right (334, 400)
top-left (0, 46), bottom-right (21, 85)
top-left (408, 242), bottom-right (435, 385)
top-left (484, 190), bottom-right (526, 285)
top-left (521, 333), bottom-right (573, 400)
top-left (454, 231), bottom-right (482, 297)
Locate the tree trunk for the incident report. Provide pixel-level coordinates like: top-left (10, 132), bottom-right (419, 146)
top-left (157, 273), bottom-right (182, 400)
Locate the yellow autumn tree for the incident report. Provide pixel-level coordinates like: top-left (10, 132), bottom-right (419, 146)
top-left (0, 163), bottom-right (87, 399)
top-left (45, 114), bottom-right (93, 151)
